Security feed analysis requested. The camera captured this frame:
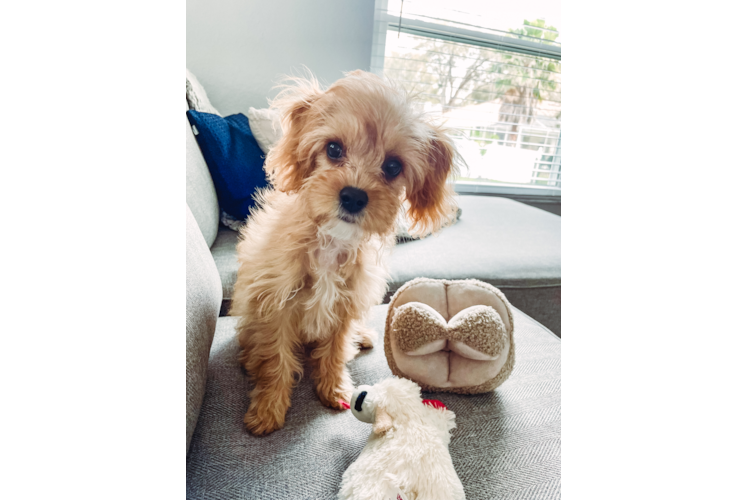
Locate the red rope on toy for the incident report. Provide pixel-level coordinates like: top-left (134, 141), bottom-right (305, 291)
top-left (339, 398), bottom-right (445, 411)
top-left (422, 399), bottom-right (447, 410)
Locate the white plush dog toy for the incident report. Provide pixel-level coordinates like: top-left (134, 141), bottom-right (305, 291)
top-left (338, 377), bottom-right (465, 500)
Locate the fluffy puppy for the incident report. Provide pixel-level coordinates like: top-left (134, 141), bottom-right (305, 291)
top-left (230, 70), bottom-right (458, 435)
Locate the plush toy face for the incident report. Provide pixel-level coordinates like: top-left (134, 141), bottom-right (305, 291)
top-left (349, 384), bottom-right (395, 434)
top-left (350, 385), bottom-right (377, 424)
top-left (348, 378), bottom-right (451, 436)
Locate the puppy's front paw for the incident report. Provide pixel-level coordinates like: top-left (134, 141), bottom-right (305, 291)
top-left (244, 399), bottom-right (287, 436)
top-left (316, 375), bottom-right (354, 411)
top-left (319, 389), bottom-right (353, 411)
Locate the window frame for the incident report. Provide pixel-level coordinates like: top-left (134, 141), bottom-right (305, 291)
top-left (370, 0), bottom-right (562, 201)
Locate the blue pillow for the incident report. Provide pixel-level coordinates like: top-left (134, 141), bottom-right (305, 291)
top-left (187, 110), bottom-right (269, 221)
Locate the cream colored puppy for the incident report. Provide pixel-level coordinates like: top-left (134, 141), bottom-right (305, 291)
top-left (230, 71), bottom-right (458, 435)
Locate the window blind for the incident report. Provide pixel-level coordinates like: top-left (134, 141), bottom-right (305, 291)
top-left (372, 0), bottom-right (562, 189)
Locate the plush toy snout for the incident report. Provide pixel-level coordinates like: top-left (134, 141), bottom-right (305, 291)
top-left (348, 384), bottom-right (395, 435)
top-left (349, 385), bottom-right (376, 424)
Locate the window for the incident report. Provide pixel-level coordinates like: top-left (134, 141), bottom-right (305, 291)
top-left (371, 0), bottom-right (562, 196)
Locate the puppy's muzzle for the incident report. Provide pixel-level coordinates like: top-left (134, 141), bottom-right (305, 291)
top-left (339, 186), bottom-right (368, 214)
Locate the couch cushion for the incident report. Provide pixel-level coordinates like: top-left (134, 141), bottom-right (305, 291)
top-left (388, 195), bottom-right (560, 288)
top-left (210, 226), bottom-right (240, 312)
top-left (387, 195), bottom-right (561, 335)
top-left (186, 205), bottom-right (223, 453)
top-left (186, 103), bottom-right (220, 248)
top-left (186, 304), bottom-right (560, 499)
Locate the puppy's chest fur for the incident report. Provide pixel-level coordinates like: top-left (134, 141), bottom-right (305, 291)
top-left (299, 233), bottom-right (362, 342)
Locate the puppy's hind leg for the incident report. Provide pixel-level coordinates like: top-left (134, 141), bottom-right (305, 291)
top-left (240, 316), bottom-right (303, 436)
top-left (351, 320), bottom-right (377, 350)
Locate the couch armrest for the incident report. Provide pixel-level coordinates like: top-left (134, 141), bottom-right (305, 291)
top-left (186, 205), bottom-right (222, 454)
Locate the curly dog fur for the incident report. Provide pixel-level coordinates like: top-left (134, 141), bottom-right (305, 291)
top-left (230, 70), bottom-right (458, 435)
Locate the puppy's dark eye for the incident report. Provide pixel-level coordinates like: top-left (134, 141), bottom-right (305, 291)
top-left (327, 142), bottom-right (344, 160)
top-left (382, 158), bottom-right (402, 179)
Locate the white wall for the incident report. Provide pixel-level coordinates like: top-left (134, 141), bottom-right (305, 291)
top-left (187, 0), bottom-right (376, 115)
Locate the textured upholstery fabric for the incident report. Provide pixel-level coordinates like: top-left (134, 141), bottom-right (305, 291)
top-left (387, 196), bottom-right (560, 287)
top-left (387, 195), bottom-right (561, 335)
top-left (187, 304), bottom-right (560, 499)
top-left (500, 286), bottom-right (561, 338)
top-left (186, 103), bottom-right (220, 248)
top-left (210, 227), bottom-right (240, 311)
top-left (208, 195), bottom-right (561, 335)
top-left (186, 205), bottom-right (222, 453)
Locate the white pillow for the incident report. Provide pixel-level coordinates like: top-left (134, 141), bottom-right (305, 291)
top-left (247, 107), bottom-right (283, 154)
top-left (186, 68), bottom-right (221, 116)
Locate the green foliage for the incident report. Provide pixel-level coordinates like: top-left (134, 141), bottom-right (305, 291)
top-left (383, 19), bottom-right (561, 128)
top-left (510, 19), bottom-right (560, 45)
top-left (478, 20), bottom-right (561, 125)
top-left (469, 128), bottom-right (504, 153)
top-left (384, 35), bottom-right (504, 108)
top-left (384, 19), bottom-right (562, 186)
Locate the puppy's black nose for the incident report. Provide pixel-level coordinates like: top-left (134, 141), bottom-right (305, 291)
top-left (339, 186), bottom-right (368, 214)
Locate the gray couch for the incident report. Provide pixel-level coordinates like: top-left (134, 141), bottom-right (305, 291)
top-left (186, 105), bottom-right (562, 498)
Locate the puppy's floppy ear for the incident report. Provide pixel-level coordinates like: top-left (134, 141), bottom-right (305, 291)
top-left (405, 124), bottom-right (459, 237)
top-left (373, 406), bottom-right (393, 435)
top-left (265, 76), bottom-right (324, 193)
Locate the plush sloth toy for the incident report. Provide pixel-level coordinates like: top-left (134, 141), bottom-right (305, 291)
top-left (338, 378), bottom-right (465, 500)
